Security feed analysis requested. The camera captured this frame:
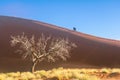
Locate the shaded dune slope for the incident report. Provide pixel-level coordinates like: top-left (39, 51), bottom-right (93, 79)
top-left (0, 16), bottom-right (120, 72)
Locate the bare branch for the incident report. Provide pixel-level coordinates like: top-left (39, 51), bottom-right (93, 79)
top-left (10, 33), bottom-right (77, 72)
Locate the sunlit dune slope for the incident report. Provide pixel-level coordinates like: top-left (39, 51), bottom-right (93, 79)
top-left (0, 16), bottom-right (120, 72)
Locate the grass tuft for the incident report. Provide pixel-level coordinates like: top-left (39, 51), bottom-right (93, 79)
top-left (1, 67), bottom-right (120, 80)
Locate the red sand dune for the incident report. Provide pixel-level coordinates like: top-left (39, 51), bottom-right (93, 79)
top-left (0, 16), bottom-right (120, 72)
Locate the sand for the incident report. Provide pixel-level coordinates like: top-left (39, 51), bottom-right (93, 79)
top-left (0, 16), bottom-right (120, 72)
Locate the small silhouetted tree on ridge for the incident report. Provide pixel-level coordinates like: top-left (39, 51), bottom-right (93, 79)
top-left (11, 33), bottom-right (77, 72)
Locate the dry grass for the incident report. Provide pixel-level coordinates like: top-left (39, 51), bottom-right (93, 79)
top-left (0, 67), bottom-right (120, 80)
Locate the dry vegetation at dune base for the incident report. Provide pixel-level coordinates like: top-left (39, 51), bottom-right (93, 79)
top-left (0, 67), bottom-right (120, 80)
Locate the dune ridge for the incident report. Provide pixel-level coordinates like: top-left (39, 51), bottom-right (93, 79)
top-left (0, 16), bottom-right (120, 72)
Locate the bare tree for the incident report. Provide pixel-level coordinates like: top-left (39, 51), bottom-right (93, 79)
top-left (10, 33), bottom-right (77, 72)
